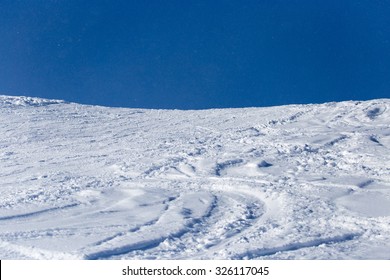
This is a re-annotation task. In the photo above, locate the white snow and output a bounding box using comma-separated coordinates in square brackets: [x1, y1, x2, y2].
[0, 95, 390, 259]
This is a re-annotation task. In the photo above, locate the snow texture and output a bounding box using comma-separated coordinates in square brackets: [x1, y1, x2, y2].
[1, 95, 390, 259]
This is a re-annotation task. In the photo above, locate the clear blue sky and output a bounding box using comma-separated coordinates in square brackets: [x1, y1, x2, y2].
[1, 0, 389, 109]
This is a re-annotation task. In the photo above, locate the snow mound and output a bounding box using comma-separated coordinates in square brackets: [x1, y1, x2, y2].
[0, 95, 65, 107]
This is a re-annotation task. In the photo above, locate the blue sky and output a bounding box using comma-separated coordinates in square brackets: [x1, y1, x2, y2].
[1, 0, 389, 109]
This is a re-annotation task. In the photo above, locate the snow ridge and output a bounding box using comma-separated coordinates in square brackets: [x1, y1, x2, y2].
[0, 95, 65, 107]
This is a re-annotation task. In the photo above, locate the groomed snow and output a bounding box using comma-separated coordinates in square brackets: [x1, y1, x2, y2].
[0, 95, 389, 259]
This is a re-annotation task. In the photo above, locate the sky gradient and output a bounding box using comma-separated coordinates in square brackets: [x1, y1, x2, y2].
[1, 0, 389, 109]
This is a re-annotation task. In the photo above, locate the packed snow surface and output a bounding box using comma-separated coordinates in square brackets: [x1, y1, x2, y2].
[1, 95, 390, 260]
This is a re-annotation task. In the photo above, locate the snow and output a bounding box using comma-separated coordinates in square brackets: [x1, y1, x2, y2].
[0, 95, 389, 259]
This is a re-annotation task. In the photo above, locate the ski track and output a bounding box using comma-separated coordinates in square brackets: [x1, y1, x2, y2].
[1, 95, 390, 259]
[232, 233, 361, 260]
[0, 203, 79, 221]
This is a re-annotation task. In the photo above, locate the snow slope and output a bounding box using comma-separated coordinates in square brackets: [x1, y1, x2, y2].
[0, 95, 389, 259]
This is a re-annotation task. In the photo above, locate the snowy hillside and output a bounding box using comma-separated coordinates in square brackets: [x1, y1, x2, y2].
[0, 95, 389, 259]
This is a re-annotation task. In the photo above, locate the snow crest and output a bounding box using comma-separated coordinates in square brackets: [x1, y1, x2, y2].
[0, 95, 65, 107]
